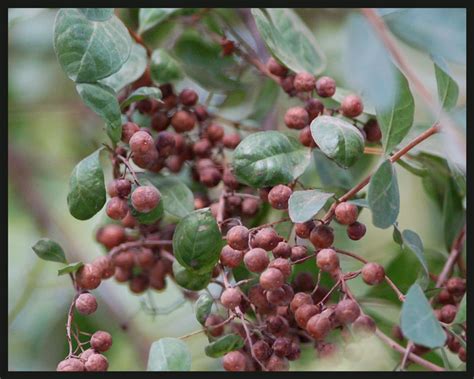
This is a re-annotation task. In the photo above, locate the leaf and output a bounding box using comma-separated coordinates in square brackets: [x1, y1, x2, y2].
[150, 49, 184, 84]
[78, 8, 114, 21]
[76, 83, 122, 143]
[204, 334, 245, 358]
[172, 260, 212, 291]
[442, 179, 465, 251]
[100, 43, 147, 92]
[251, 8, 326, 75]
[32, 238, 67, 264]
[433, 55, 459, 111]
[172, 209, 222, 274]
[195, 293, 214, 325]
[381, 8, 466, 64]
[310, 116, 365, 168]
[392, 224, 403, 245]
[348, 198, 369, 208]
[232, 131, 311, 188]
[453, 294, 466, 325]
[367, 160, 399, 229]
[138, 8, 180, 34]
[147, 337, 191, 371]
[400, 283, 447, 348]
[401, 230, 429, 288]
[121, 87, 162, 109]
[58, 262, 84, 276]
[288, 190, 334, 223]
[53, 8, 131, 82]
[67, 149, 106, 220]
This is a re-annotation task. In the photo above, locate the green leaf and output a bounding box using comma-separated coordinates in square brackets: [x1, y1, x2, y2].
[147, 337, 191, 371]
[195, 293, 214, 325]
[288, 190, 334, 223]
[67, 149, 106, 220]
[453, 294, 466, 325]
[53, 8, 131, 82]
[433, 55, 459, 111]
[251, 8, 326, 75]
[172, 209, 222, 274]
[348, 198, 369, 208]
[76, 83, 122, 143]
[150, 49, 184, 84]
[100, 43, 148, 92]
[401, 283, 447, 348]
[310, 116, 365, 168]
[392, 224, 403, 245]
[401, 230, 429, 288]
[138, 8, 180, 34]
[442, 179, 465, 251]
[78, 8, 114, 21]
[204, 334, 245, 358]
[367, 160, 400, 229]
[173, 260, 212, 291]
[32, 238, 67, 264]
[233, 131, 311, 188]
[121, 87, 162, 109]
[58, 262, 84, 276]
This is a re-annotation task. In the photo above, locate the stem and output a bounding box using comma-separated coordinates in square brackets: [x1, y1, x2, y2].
[117, 155, 141, 185]
[435, 225, 466, 287]
[108, 239, 173, 258]
[66, 294, 79, 357]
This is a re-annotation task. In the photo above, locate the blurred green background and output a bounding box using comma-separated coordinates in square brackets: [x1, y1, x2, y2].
[8, 8, 465, 371]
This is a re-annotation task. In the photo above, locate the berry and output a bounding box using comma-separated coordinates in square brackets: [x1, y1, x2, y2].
[155, 131, 176, 158]
[121, 122, 140, 144]
[334, 202, 358, 225]
[305, 98, 324, 120]
[306, 314, 332, 340]
[151, 112, 170, 132]
[114, 266, 132, 282]
[252, 228, 283, 251]
[341, 94, 364, 118]
[266, 354, 289, 371]
[79, 348, 96, 362]
[226, 225, 249, 251]
[269, 258, 292, 279]
[57, 358, 84, 371]
[287, 342, 301, 361]
[361, 262, 385, 285]
[76, 264, 102, 290]
[259, 188, 270, 202]
[266, 315, 290, 336]
[194, 105, 209, 121]
[205, 124, 225, 142]
[75, 293, 98, 315]
[223, 351, 246, 371]
[295, 304, 320, 328]
[131, 185, 160, 213]
[352, 315, 376, 336]
[364, 119, 382, 142]
[220, 245, 244, 268]
[92, 256, 115, 279]
[458, 347, 466, 362]
[272, 337, 292, 357]
[220, 38, 235, 56]
[299, 126, 316, 147]
[335, 299, 360, 324]
[294, 71, 316, 92]
[266, 287, 286, 305]
[90, 331, 112, 352]
[222, 169, 239, 190]
[295, 221, 315, 239]
[244, 248, 269, 273]
[109, 179, 132, 198]
[446, 277, 466, 297]
[347, 221, 366, 240]
[267, 57, 288, 77]
[193, 138, 213, 157]
[316, 248, 339, 272]
[106, 197, 128, 220]
[135, 248, 155, 269]
[272, 241, 292, 259]
[309, 224, 334, 248]
[260, 268, 284, 290]
[204, 314, 225, 337]
[439, 304, 457, 323]
[220, 288, 242, 309]
[84, 354, 109, 371]
[179, 88, 198, 106]
[284, 106, 309, 130]
[290, 245, 307, 262]
[290, 292, 313, 313]
[437, 288, 456, 305]
[253, 340, 271, 361]
[113, 250, 135, 269]
[131, 149, 159, 170]
[315, 76, 336, 98]
[241, 198, 259, 216]
[248, 285, 270, 308]
[129, 274, 149, 293]
[222, 133, 241, 149]
[447, 333, 460, 353]
[268, 185, 292, 210]
[280, 75, 295, 94]
[129, 130, 155, 155]
[171, 110, 195, 133]
[163, 94, 178, 109]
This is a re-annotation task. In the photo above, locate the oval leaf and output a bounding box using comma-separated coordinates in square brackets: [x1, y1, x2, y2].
[233, 131, 311, 188]
[310, 116, 365, 168]
[76, 83, 122, 143]
[78, 8, 114, 21]
[67, 149, 106, 220]
[195, 293, 214, 325]
[173, 209, 222, 274]
[121, 87, 162, 109]
[32, 238, 67, 264]
[205, 334, 245, 358]
[401, 229, 429, 288]
[433, 55, 459, 111]
[401, 283, 447, 348]
[288, 190, 334, 223]
[138, 8, 180, 34]
[367, 160, 399, 229]
[173, 261, 212, 291]
[251, 8, 326, 75]
[147, 337, 191, 371]
[58, 262, 84, 276]
[150, 49, 184, 84]
[54, 8, 131, 83]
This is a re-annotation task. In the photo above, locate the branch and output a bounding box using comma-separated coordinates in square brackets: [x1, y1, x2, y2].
[435, 225, 466, 287]
[108, 239, 173, 258]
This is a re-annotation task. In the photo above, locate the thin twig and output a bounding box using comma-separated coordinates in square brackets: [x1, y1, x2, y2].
[108, 239, 173, 258]
[435, 225, 466, 287]
[117, 155, 141, 185]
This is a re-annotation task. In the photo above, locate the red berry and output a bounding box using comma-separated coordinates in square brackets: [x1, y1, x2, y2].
[310, 224, 334, 248]
[241, 198, 259, 216]
[260, 268, 285, 290]
[57, 358, 85, 371]
[267, 57, 288, 77]
[96, 224, 125, 249]
[290, 245, 308, 262]
[220, 245, 244, 268]
[299, 126, 316, 147]
[129, 274, 149, 293]
[226, 225, 249, 251]
[306, 314, 332, 340]
[272, 241, 292, 259]
[84, 353, 109, 371]
[75, 293, 98, 315]
[305, 98, 324, 120]
[194, 105, 209, 121]
[295, 303, 320, 328]
[171, 110, 195, 133]
[347, 221, 366, 240]
[266, 354, 289, 371]
[129, 130, 155, 155]
[155, 131, 176, 158]
[284, 106, 309, 130]
[90, 330, 112, 352]
[458, 347, 466, 362]
[252, 228, 283, 251]
[92, 256, 115, 279]
[272, 336, 292, 357]
[222, 133, 241, 149]
[439, 304, 457, 323]
[248, 284, 270, 308]
[341, 94, 364, 118]
[244, 248, 270, 273]
[290, 292, 313, 313]
[294, 71, 316, 92]
[316, 248, 339, 273]
[363, 119, 382, 142]
[334, 202, 358, 225]
[179, 88, 198, 106]
[220, 288, 242, 309]
[204, 314, 225, 337]
[352, 315, 376, 336]
[223, 351, 246, 371]
[335, 299, 360, 324]
[76, 264, 102, 290]
[121, 122, 140, 144]
[315, 76, 336, 98]
[135, 248, 155, 269]
[446, 277, 466, 297]
[253, 340, 271, 361]
[268, 185, 292, 210]
[361, 262, 385, 285]
[205, 124, 225, 142]
[295, 221, 315, 239]
[269, 258, 292, 279]
[131, 185, 160, 213]
[106, 197, 129, 220]
[151, 111, 170, 132]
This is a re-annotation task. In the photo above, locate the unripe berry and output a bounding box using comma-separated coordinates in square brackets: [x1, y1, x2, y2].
[446, 277, 466, 297]
[272, 241, 292, 259]
[179, 88, 198, 106]
[222, 133, 241, 149]
[92, 256, 115, 279]
[272, 337, 292, 357]
[193, 138, 212, 157]
[226, 225, 249, 251]
[305, 98, 324, 120]
[223, 351, 246, 371]
[295, 221, 315, 239]
[268, 185, 292, 210]
[316, 248, 339, 272]
[106, 197, 129, 220]
[295, 304, 320, 328]
[294, 71, 316, 92]
[306, 314, 332, 340]
[155, 131, 176, 158]
[84, 354, 109, 371]
[361, 262, 385, 285]
[90, 331, 112, 352]
[252, 228, 283, 251]
[269, 258, 292, 279]
[76, 264, 102, 290]
[220, 245, 244, 268]
[171, 110, 195, 133]
[310, 224, 334, 248]
[253, 340, 271, 361]
[334, 202, 358, 225]
[57, 358, 84, 371]
[290, 245, 307, 262]
[220, 288, 242, 309]
[244, 248, 269, 273]
[299, 126, 317, 147]
[204, 314, 225, 337]
[129, 274, 149, 293]
[267, 57, 288, 77]
[129, 130, 155, 155]
[284, 106, 309, 130]
[266, 354, 289, 371]
[75, 293, 98, 315]
[352, 315, 376, 336]
[341, 94, 364, 118]
[241, 198, 259, 216]
[131, 185, 160, 213]
[363, 119, 382, 142]
[439, 304, 457, 323]
[347, 221, 367, 240]
[315, 76, 336, 98]
[260, 268, 285, 290]
[121, 122, 140, 144]
[205, 124, 225, 142]
[290, 292, 313, 313]
[335, 299, 360, 324]
[151, 111, 170, 132]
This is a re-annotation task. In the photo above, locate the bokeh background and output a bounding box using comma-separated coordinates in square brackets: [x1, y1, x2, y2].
[8, 8, 466, 371]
